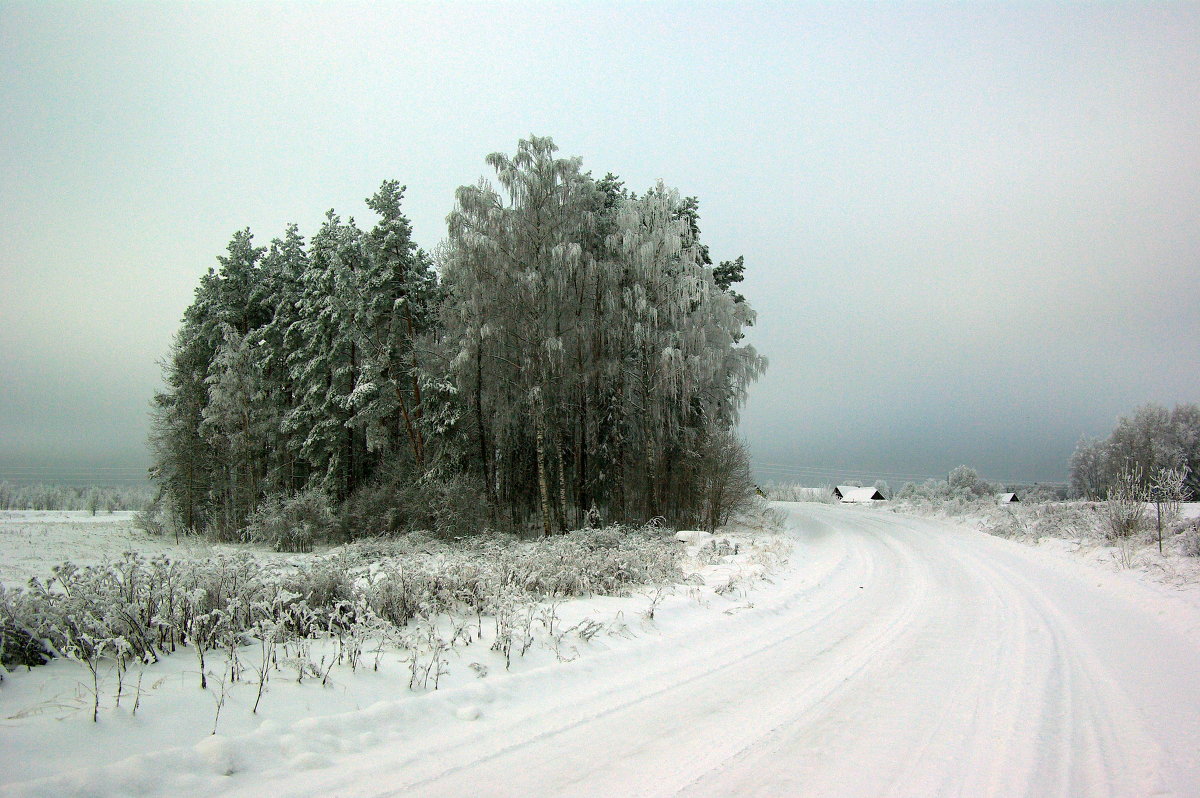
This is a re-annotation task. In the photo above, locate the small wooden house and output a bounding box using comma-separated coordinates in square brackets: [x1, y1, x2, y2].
[834, 486, 886, 503]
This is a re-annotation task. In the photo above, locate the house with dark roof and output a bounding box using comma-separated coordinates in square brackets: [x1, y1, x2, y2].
[833, 486, 886, 503]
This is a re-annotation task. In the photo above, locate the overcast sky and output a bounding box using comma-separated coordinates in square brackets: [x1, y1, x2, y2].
[2, 1, 1198, 486]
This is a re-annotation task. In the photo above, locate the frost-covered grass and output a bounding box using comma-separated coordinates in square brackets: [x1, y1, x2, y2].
[0, 526, 685, 680]
[886, 497, 1200, 590]
[0, 518, 790, 796]
[0, 511, 316, 589]
[0, 482, 153, 512]
[889, 497, 1108, 543]
[761, 483, 836, 503]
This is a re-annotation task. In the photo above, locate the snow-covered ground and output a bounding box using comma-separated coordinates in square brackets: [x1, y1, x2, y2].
[1, 512, 198, 588]
[4, 504, 1200, 796]
[0, 511, 311, 588]
[0, 518, 787, 797]
[890, 500, 1200, 609]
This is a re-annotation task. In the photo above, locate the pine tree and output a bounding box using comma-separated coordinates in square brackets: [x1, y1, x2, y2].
[285, 211, 366, 501]
[348, 181, 439, 470]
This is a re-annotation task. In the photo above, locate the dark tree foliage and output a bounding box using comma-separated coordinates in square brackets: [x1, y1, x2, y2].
[151, 139, 765, 540]
[151, 186, 437, 536]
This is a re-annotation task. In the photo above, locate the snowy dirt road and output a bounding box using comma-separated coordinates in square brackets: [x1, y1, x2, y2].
[245, 503, 1200, 797]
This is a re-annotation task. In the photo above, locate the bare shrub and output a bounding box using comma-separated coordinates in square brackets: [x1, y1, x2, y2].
[244, 489, 336, 552]
[695, 432, 758, 533]
[342, 465, 489, 539]
[1105, 465, 1148, 542]
[1149, 466, 1189, 553]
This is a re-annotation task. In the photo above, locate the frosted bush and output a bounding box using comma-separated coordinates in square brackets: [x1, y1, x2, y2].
[341, 467, 488, 540]
[1105, 466, 1148, 541]
[0, 519, 686, 713]
[979, 503, 1103, 541]
[244, 489, 336, 552]
[1173, 518, 1200, 557]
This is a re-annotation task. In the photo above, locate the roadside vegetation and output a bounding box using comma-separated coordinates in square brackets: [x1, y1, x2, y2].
[0, 526, 681, 691]
[0, 514, 789, 729]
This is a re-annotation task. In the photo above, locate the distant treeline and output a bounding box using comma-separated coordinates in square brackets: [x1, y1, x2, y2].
[0, 481, 154, 512]
[1070, 403, 1199, 500]
[150, 136, 765, 543]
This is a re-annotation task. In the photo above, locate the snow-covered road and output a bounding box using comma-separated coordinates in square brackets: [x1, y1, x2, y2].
[251, 503, 1200, 797]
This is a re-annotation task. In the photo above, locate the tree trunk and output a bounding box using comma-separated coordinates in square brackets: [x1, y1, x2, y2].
[578, 390, 588, 523]
[536, 413, 552, 537]
[394, 384, 422, 468]
[556, 435, 570, 531]
[474, 344, 496, 518]
[646, 439, 658, 521]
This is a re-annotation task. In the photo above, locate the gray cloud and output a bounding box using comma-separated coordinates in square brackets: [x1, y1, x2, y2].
[1, 2, 1197, 486]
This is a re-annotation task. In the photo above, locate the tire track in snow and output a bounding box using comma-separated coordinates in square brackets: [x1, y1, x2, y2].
[364, 513, 940, 797]
[389, 507, 978, 797]
[233, 504, 1200, 797]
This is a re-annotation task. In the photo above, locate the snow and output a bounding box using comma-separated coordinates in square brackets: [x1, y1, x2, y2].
[673, 529, 711, 543]
[0, 511, 319, 588]
[0, 511, 164, 588]
[4, 504, 1200, 796]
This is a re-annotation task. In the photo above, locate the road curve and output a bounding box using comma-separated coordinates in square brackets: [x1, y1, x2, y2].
[273, 504, 1200, 797]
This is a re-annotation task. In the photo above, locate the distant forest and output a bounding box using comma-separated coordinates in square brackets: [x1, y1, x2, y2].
[148, 136, 765, 542]
[0, 482, 152, 513]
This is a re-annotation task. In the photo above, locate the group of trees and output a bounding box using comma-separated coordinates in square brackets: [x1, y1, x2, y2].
[1069, 404, 1199, 500]
[150, 178, 439, 539]
[150, 136, 765, 540]
[894, 466, 995, 502]
[0, 482, 153, 513]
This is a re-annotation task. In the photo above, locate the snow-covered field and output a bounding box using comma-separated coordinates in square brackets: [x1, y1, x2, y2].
[1, 512, 249, 588]
[4, 504, 1200, 796]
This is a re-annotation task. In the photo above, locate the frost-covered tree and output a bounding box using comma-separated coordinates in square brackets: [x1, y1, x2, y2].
[151, 232, 267, 534]
[348, 181, 439, 469]
[441, 136, 765, 533]
[1069, 404, 1200, 499]
[1068, 436, 1109, 500]
[254, 224, 310, 493]
[284, 211, 368, 501]
[151, 140, 762, 540]
[442, 136, 598, 533]
[948, 465, 992, 498]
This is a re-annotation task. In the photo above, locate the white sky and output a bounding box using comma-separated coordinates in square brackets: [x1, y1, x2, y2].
[1, 1, 1197, 485]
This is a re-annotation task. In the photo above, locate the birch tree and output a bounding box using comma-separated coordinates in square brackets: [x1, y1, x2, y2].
[442, 136, 765, 533]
